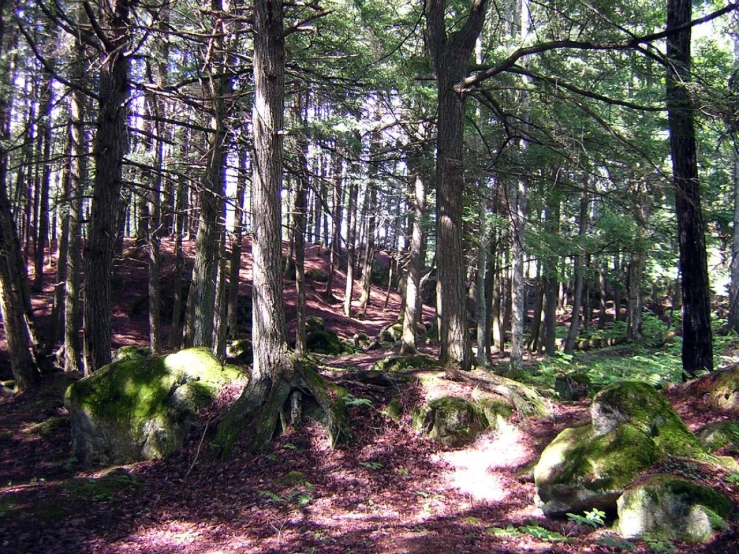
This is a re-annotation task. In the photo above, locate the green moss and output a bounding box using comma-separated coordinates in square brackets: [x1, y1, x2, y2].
[592, 381, 704, 458]
[306, 330, 352, 355]
[384, 397, 403, 421]
[618, 474, 732, 542]
[477, 398, 514, 430]
[227, 339, 253, 365]
[63, 469, 142, 502]
[112, 345, 151, 362]
[371, 354, 439, 372]
[696, 421, 739, 453]
[22, 416, 70, 438]
[306, 269, 329, 282]
[412, 397, 489, 447]
[279, 471, 305, 486]
[65, 348, 245, 462]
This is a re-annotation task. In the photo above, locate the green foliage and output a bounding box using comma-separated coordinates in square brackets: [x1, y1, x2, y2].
[344, 394, 374, 408]
[643, 536, 677, 554]
[520, 525, 568, 542]
[359, 461, 383, 470]
[566, 508, 606, 528]
[595, 535, 635, 551]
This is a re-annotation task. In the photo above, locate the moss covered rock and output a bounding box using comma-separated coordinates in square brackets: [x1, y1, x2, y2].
[371, 354, 439, 372]
[65, 348, 245, 465]
[534, 381, 710, 517]
[696, 421, 739, 454]
[554, 372, 591, 401]
[617, 475, 732, 542]
[306, 329, 352, 355]
[306, 268, 329, 282]
[112, 345, 151, 363]
[412, 396, 489, 447]
[707, 364, 739, 410]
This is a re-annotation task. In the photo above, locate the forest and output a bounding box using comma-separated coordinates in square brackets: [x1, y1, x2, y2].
[3, 0, 739, 553]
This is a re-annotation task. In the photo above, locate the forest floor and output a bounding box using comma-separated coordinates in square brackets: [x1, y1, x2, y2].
[1, 239, 739, 553]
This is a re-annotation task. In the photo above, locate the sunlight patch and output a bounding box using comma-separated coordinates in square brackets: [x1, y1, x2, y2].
[434, 427, 527, 502]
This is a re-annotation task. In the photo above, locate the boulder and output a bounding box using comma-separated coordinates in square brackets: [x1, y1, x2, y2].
[412, 396, 489, 447]
[370, 354, 438, 372]
[617, 475, 732, 543]
[707, 364, 739, 410]
[305, 268, 329, 282]
[534, 381, 710, 517]
[554, 372, 590, 401]
[65, 348, 246, 465]
[306, 329, 351, 355]
[695, 421, 739, 454]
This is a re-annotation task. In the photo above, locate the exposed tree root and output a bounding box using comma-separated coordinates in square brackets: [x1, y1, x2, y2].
[213, 358, 353, 459]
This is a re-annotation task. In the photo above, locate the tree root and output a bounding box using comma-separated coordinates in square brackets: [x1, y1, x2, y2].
[213, 358, 353, 459]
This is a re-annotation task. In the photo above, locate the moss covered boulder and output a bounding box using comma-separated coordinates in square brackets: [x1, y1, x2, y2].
[306, 329, 352, 355]
[306, 268, 329, 282]
[707, 364, 739, 410]
[371, 354, 439, 372]
[534, 381, 710, 517]
[617, 475, 732, 542]
[412, 397, 489, 447]
[696, 421, 739, 454]
[65, 348, 246, 465]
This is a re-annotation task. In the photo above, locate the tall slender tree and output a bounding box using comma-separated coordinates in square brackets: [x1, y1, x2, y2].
[666, 0, 713, 378]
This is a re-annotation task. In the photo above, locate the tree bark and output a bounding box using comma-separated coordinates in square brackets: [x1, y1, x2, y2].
[564, 186, 589, 354]
[401, 161, 427, 355]
[666, 0, 713, 378]
[83, 0, 131, 373]
[183, 0, 230, 348]
[426, 0, 488, 370]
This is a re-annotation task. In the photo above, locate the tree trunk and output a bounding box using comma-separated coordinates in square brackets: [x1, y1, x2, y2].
[666, 0, 713, 378]
[293, 96, 310, 356]
[509, 173, 527, 369]
[729, 142, 739, 332]
[33, 75, 53, 294]
[343, 172, 359, 317]
[215, 0, 351, 457]
[564, 187, 589, 354]
[324, 154, 342, 303]
[542, 189, 560, 356]
[401, 163, 427, 355]
[426, 0, 488, 370]
[227, 147, 249, 341]
[83, 0, 131, 373]
[184, 0, 232, 349]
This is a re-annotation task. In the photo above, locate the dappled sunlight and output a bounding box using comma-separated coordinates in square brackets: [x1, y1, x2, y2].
[434, 425, 529, 502]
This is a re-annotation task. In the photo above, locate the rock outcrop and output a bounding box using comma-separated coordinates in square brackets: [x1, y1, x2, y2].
[534, 381, 711, 517]
[65, 348, 245, 465]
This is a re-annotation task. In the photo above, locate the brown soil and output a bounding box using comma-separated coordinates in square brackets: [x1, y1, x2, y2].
[1, 239, 738, 553]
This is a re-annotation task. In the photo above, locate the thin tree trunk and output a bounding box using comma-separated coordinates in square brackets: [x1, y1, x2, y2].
[401, 166, 427, 355]
[343, 174, 359, 317]
[293, 97, 310, 356]
[509, 176, 527, 369]
[324, 154, 342, 303]
[564, 187, 589, 354]
[227, 147, 248, 340]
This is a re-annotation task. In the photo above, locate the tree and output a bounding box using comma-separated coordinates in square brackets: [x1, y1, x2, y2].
[215, 0, 351, 456]
[666, 0, 713, 378]
[425, 0, 489, 370]
[83, 0, 132, 373]
[0, 0, 40, 390]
